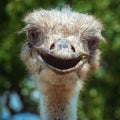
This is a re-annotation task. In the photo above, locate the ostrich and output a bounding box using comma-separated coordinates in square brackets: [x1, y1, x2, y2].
[20, 7, 105, 120]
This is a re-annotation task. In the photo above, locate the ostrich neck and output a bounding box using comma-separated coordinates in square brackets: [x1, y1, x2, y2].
[36, 69, 83, 120]
[40, 90, 79, 120]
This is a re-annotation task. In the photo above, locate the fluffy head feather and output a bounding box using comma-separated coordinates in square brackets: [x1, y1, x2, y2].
[21, 7, 105, 80]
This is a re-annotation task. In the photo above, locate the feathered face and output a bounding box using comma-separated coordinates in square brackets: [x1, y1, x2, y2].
[20, 8, 105, 79]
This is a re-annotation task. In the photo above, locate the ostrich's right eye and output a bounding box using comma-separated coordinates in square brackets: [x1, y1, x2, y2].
[31, 30, 39, 40]
[27, 29, 39, 44]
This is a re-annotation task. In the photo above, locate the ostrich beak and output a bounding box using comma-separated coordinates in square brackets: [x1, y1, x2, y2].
[33, 44, 89, 73]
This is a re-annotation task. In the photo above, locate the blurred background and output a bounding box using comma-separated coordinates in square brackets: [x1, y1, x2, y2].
[0, 0, 120, 120]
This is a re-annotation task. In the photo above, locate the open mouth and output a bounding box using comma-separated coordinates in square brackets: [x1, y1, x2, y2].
[35, 47, 88, 72]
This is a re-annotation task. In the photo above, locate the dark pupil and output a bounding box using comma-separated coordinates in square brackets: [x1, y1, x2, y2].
[31, 31, 38, 40]
[88, 40, 98, 50]
[28, 30, 39, 45]
[89, 40, 95, 46]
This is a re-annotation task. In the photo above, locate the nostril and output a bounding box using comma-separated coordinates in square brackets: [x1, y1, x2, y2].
[50, 42, 75, 52]
[71, 45, 75, 52]
[50, 43, 55, 50]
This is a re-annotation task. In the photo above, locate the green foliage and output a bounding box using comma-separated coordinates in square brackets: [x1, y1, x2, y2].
[0, 0, 120, 120]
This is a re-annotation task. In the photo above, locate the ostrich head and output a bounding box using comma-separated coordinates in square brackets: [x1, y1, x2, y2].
[20, 8, 105, 80]
[20, 7, 105, 120]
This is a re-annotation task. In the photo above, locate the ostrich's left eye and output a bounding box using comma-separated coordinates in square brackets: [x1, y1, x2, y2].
[88, 39, 99, 51]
